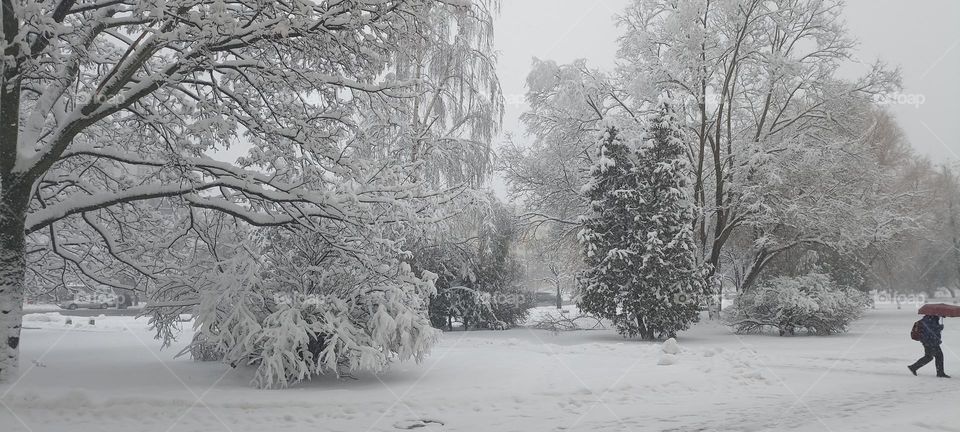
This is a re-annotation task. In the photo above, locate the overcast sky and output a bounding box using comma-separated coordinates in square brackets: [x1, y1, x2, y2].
[492, 0, 960, 166]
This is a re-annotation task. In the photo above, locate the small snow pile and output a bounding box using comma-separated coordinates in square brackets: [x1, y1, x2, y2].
[22, 313, 64, 323]
[658, 338, 681, 366]
[23, 303, 60, 312]
[662, 338, 681, 354]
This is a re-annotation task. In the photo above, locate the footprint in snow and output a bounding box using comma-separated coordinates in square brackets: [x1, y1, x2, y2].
[393, 419, 445, 430]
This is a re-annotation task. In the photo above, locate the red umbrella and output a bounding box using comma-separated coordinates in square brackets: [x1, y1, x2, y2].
[918, 303, 960, 318]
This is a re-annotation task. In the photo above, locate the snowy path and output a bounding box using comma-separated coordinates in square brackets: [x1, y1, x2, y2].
[2, 305, 958, 432]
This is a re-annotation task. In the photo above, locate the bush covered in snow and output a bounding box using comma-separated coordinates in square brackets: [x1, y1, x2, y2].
[726, 273, 870, 336]
[184, 228, 439, 388]
[428, 284, 494, 330]
[426, 264, 533, 331]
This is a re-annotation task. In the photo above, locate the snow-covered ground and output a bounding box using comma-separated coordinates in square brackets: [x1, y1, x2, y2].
[3, 303, 958, 432]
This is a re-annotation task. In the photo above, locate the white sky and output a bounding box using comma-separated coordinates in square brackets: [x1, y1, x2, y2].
[491, 0, 960, 173]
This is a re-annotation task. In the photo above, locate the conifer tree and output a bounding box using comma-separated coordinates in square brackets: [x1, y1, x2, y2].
[578, 99, 705, 340]
[578, 126, 648, 337]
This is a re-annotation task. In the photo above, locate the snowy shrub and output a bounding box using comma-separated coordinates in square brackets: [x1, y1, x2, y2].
[188, 229, 440, 388]
[726, 273, 870, 336]
[530, 309, 607, 333]
[419, 197, 532, 330]
[429, 285, 494, 330]
[429, 283, 532, 331]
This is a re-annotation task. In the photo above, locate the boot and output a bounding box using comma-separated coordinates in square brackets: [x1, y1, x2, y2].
[908, 365, 918, 376]
[937, 373, 951, 378]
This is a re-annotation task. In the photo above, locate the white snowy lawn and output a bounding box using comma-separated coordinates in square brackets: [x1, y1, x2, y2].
[2, 303, 958, 432]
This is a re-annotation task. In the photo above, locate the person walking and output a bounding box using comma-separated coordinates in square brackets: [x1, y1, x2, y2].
[909, 314, 950, 378]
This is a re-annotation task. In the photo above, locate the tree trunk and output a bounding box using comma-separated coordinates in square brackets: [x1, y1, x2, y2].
[740, 251, 767, 294]
[555, 283, 562, 310]
[0, 191, 28, 380]
[636, 316, 655, 341]
[1, 6, 28, 377]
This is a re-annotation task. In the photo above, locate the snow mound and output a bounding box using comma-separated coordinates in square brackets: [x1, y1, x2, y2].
[661, 338, 681, 354]
[23, 304, 61, 312]
[658, 353, 679, 366]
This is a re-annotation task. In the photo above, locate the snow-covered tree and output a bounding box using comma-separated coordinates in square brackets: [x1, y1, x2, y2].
[500, 59, 624, 243]
[631, 100, 707, 337]
[578, 101, 705, 340]
[0, 0, 500, 380]
[734, 98, 916, 291]
[577, 127, 642, 336]
[617, 0, 899, 294]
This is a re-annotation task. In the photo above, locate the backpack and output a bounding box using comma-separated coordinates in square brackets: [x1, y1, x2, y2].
[911, 320, 924, 341]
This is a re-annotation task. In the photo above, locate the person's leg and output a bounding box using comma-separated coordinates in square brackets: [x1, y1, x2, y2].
[934, 346, 949, 377]
[911, 345, 935, 371]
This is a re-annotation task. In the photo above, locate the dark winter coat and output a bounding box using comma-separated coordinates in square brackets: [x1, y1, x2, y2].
[920, 315, 944, 346]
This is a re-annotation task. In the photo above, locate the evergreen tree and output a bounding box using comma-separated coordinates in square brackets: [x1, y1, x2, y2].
[578, 100, 705, 340]
[577, 126, 648, 337]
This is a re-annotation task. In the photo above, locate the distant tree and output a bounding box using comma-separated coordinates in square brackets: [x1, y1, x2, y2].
[477, 201, 533, 327]
[417, 197, 532, 330]
[534, 241, 579, 310]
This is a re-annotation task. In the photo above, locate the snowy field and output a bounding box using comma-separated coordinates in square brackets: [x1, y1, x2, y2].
[2, 304, 958, 432]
